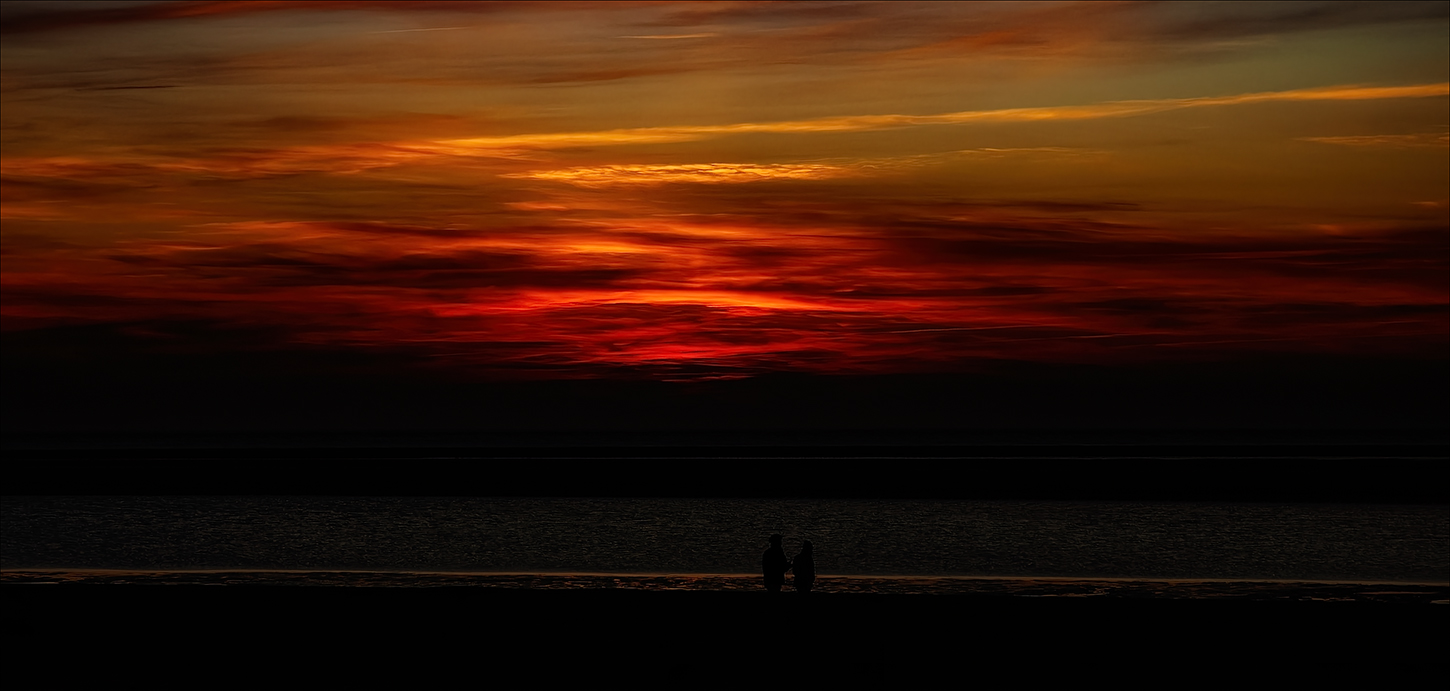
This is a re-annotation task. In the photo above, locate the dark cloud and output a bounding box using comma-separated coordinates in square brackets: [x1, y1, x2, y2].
[884, 231, 1125, 264]
[985, 200, 1143, 213]
[325, 221, 486, 239]
[1233, 301, 1448, 325]
[1066, 297, 1201, 315]
[76, 84, 180, 91]
[871, 217, 1448, 281]
[0, 232, 84, 253]
[627, 0, 1449, 67]
[719, 245, 815, 265]
[1145, 1, 1449, 42]
[1, 173, 154, 199]
[525, 66, 695, 85]
[970, 286, 1056, 297]
[104, 243, 651, 290]
[644, 1, 891, 27]
[0, 284, 172, 309]
[237, 113, 476, 138]
[0, 1, 661, 37]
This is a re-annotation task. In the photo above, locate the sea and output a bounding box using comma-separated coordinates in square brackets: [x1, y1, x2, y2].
[4, 494, 1447, 602]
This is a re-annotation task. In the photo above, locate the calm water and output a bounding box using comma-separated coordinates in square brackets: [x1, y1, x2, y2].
[4, 497, 1445, 583]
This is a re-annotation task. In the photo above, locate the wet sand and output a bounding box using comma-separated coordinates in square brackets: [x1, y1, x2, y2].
[5, 568, 1448, 601]
[6, 583, 1443, 684]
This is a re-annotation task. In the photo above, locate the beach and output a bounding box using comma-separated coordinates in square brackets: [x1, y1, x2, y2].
[4, 569, 1447, 602]
[6, 453, 1445, 681]
[6, 580, 1444, 685]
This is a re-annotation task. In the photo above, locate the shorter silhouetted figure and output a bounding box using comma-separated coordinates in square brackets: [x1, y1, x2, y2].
[792, 539, 815, 593]
[762, 534, 791, 592]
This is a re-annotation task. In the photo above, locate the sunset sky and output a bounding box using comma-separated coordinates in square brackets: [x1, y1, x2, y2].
[3, 1, 1447, 433]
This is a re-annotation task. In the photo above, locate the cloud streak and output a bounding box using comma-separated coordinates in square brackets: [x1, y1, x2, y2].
[1300, 132, 1450, 148]
[7, 82, 1433, 188]
[439, 83, 1450, 151]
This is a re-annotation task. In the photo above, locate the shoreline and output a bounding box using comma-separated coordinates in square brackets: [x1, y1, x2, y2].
[6, 567, 1445, 586]
[9, 574, 1445, 683]
[5, 569, 1446, 603]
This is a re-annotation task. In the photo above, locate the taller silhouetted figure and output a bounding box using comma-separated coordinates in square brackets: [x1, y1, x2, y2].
[762, 534, 791, 592]
[792, 539, 816, 593]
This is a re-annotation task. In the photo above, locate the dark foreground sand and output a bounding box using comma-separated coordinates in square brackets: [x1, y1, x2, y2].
[5, 585, 1443, 684]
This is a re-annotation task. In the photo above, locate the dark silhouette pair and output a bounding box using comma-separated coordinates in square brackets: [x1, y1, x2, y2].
[762, 534, 815, 593]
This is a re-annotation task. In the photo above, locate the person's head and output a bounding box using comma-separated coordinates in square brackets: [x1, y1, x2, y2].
[801, 540, 813, 553]
[769, 534, 783, 545]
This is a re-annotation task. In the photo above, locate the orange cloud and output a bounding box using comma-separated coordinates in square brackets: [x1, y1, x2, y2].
[506, 149, 1098, 187]
[439, 83, 1450, 151]
[5, 84, 1437, 189]
[506, 162, 852, 187]
[1300, 133, 1450, 148]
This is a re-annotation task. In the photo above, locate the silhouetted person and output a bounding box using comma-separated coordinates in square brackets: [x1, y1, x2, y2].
[762, 534, 791, 592]
[792, 539, 815, 593]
